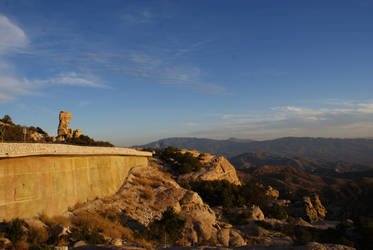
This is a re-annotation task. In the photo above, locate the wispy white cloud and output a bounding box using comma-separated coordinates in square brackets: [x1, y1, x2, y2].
[122, 9, 154, 24]
[0, 15, 27, 54]
[0, 15, 106, 102]
[185, 101, 373, 140]
[34, 72, 107, 88]
[126, 51, 227, 94]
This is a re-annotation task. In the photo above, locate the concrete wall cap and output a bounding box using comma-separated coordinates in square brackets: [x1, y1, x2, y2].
[0, 143, 152, 158]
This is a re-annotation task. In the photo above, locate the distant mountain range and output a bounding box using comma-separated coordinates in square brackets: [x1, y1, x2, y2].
[230, 152, 372, 174]
[139, 137, 373, 166]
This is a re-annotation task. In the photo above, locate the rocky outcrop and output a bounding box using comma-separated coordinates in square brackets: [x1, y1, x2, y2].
[57, 111, 72, 141]
[297, 242, 355, 250]
[57, 111, 83, 141]
[73, 164, 245, 246]
[178, 153, 241, 185]
[265, 186, 280, 200]
[29, 130, 44, 141]
[73, 129, 82, 138]
[289, 194, 327, 223]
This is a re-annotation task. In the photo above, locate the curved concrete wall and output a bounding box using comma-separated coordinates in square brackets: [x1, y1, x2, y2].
[0, 155, 149, 219]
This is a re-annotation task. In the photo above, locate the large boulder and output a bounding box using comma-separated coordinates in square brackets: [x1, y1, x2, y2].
[265, 186, 279, 200]
[178, 154, 241, 185]
[288, 194, 327, 223]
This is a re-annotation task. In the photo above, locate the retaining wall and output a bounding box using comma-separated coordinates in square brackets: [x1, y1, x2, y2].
[0, 144, 151, 219]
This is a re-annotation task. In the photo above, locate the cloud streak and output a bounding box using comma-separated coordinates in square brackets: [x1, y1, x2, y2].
[122, 9, 154, 24]
[125, 51, 227, 94]
[0, 15, 27, 54]
[0, 15, 106, 102]
[186, 101, 373, 140]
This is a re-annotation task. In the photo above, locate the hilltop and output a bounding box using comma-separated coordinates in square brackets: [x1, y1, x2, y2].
[0, 113, 113, 147]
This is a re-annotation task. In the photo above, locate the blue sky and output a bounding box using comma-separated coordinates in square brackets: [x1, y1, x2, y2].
[0, 0, 373, 146]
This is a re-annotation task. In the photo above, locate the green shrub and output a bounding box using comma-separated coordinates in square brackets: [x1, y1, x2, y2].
[295, 228, 312, 245]
[149, 207, 185, 244]
[70, 227, 106, 245]
[1, 114, 14, 124]
[159, 147, 202, 175]
[354, 216, 373, 250]
[190, 180, 267, 208]
[265, 204, 288, 220]
[66, 135, 113, 147]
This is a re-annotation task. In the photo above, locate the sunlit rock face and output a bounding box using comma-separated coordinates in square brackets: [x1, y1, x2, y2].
[57, 111, 72, 141]
[178, 151, 242, 185]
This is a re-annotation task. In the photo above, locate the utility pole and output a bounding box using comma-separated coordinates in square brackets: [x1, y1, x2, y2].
[23, 127, 27, 142]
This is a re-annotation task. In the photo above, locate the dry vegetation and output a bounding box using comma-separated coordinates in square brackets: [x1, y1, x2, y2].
[72, 212, 134, 240]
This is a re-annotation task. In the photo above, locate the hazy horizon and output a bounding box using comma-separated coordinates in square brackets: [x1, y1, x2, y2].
[1, 1, 373, 147]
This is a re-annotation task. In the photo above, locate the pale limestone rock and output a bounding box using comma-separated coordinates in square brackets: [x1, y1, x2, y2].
[73, 129, 82, 138]
[73, 241, 87, 247]
[295, 217, 313, 227]
[57, 111, 72, 141]
[0, 238, 12, 249]
[249, 205, 265, 221]
[54, 247, 68, 250]
[312, 194, 327, 220]
[303, 194, 327, 223]
[66, 128, 74, 139]
[25, 218, 48, 231]
[111, 238, 123, 246]
[290, 194, 327, 223]
[265, 186, 280, 200]
[229, 229, 246, 247]
[180, 149, 201, 157]
[217, 228, 230, 246]
[29, 130, 44, 141]
[198, 152, 215, 162]
[178, 156, 241, 185]
[73, 164, 233, 246]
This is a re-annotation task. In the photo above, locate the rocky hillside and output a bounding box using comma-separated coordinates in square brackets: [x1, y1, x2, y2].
[239, 164, 373, 220]
[0, 113, 113, 146]
[1, 147, 370, 249]
[0, 115, 53, 143]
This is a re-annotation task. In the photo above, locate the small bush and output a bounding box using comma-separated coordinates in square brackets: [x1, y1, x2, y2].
[149, 207, 185, 245]
[70, 227, 106, 245]
[6, 218, 25, 243]
[1, 114, 14, 124]
[71, 212, 134, 241]
[39, 214, 71, 228]
[354, 216, 373, 250]
[265, 204, 288, 220]
[27, 225, 49, 245]
[189, 180, 268, 208]
[159, 147, 202, 175]
[66, 135, 113, 147]
[295, 228, 312, 245]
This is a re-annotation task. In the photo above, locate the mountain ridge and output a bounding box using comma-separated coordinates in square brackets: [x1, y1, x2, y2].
[138, 136, 373, 166]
